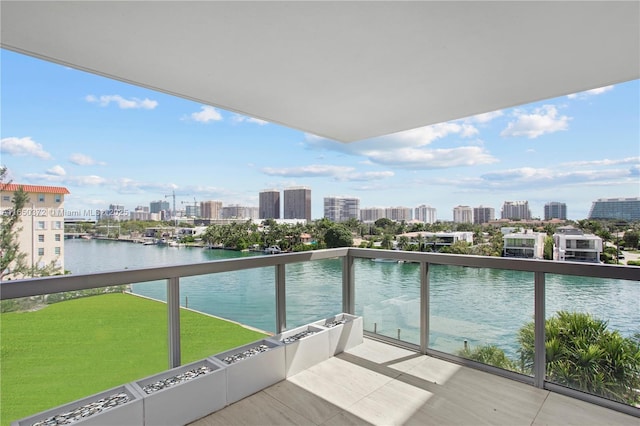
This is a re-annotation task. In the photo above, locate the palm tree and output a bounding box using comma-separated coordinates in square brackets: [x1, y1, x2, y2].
[518, 311, 640, 405]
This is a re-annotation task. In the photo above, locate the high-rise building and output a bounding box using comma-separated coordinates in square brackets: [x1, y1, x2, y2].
[221, 205, 259, 220]
[453, 205, 473, 223]
[324, 196, 360, 222]
[544, 202, 567, 220]
[0, 183, 70, 277]
[588, 197, 640, 221]
[473, 206, 495, 224]
[385, 206, 412, 222]
[130, 206, 150, 221]
[360, 208, 385, 222]
[414, 205, 437, 224]
[259, 189, 280, 219]
[150, 200, 170, 214]
[284, 187, 311, 220]
[200, 200, 223, 219]
[185, 205, 201, 218]
[501, 201, 531, 220]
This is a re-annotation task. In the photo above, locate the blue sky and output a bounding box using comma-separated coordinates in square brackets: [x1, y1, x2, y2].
[1, 49, 638, 220]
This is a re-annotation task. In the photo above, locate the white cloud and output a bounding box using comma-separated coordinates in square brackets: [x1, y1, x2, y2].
[1, 136, 52, 159]
[261, 164, 394, 182]
[559, 156, 639, 167]
[464, 110, 504, 124]
[65, 175, 107, 186]
[364, 146, 497, 169]
[304, 121, 493, 170]
[70, 153, 104, 166]
[188, 106, 223, 123]
[567, 85, 614, 100]
[46, 165, 66, 176]
[86, 94, 158, 109]
[232, 114, 268, 125]
[500, 105, 570, 139]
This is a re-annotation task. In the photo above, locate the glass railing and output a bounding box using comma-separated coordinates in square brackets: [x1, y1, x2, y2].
[429, 265, 534, 375]
[1, 247, 638, 424]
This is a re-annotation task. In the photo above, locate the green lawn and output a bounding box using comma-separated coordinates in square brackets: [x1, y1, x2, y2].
[0, 293, 267, 425]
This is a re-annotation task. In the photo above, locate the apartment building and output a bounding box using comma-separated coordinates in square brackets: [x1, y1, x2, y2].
[201, 200, 223, 219]
[360, 207, 385, 222]
[283, 187, 311, 221]
[453, 205, 473, 223]
[473, 206, 495, 225]
[588, 197, 640, 221]
[0, 184, 70, 276]
[501, 201, 532, 220]
[414, 205, 437, 224]
[324, 196, 360, 222]
[385, 206, 412, 222]
[544, 201, 567, 220]
[259, 189, 280, 219]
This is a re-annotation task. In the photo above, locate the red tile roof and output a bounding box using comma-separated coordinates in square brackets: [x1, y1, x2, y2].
[1, 184, 70, 194]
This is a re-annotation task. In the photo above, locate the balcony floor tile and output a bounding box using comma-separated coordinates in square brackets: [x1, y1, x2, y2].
[190, 338, 639, 426]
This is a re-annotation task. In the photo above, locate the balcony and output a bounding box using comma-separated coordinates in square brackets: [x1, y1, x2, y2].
[1, 248, 639, 424]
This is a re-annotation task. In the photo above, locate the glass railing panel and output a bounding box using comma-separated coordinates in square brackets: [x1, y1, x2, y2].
[0, 290, 169, 426]
[429, 265, 534, 374]
[544, 274, 640, 407]
[179, 265, 276, 329]
[354, 258, 421, 345]
[285, 258, 343, 329]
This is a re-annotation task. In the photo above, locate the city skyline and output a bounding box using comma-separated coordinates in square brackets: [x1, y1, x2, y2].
[2, 50, 638, 220]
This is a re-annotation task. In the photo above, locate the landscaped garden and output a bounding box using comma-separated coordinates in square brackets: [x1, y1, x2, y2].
[0, 293, 267, 425]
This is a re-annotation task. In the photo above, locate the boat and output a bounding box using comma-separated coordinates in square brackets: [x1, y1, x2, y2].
[263, 245, 282, 254]
[168, 241, 185, 248]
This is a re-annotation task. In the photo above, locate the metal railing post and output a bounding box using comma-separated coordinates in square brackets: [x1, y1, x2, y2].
[420, 261, 429, 354]
[275, 263, 286, 333]
[167, 276, 181, 368]
[342, 253, 355, 314]
[534, 271, 545, 388]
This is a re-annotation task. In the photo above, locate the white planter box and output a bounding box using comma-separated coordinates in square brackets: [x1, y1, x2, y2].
[313, 313, 363, 355]
[275, 324, 331, 377]
[11, 384, 143, 426]
[213, 338, 285, 404]
[132, 358, 227, 426]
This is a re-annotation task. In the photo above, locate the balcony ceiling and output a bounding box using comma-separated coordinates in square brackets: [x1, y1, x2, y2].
[1, 1, 638, 142]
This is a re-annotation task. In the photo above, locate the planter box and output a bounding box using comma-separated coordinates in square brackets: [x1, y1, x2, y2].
[132, 358, 227, 426]
[11, 384, 143, 426]
[313, 313, 363, 355]
[213, 338, 285, 404]
[275, 324, 331, 377]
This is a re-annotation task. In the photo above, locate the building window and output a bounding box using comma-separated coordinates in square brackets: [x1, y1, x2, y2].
[55, 234, 61, 242]
[2, 195, 9, 202]
[54, 194, 62, 203]
[36, 221, 46, 230]
[38, 194, 45, 202]
[54, 247, 61, 255]
[53, 221, 62, 230]
[38, 234, 44, 243]
[38, 248, 44, 256]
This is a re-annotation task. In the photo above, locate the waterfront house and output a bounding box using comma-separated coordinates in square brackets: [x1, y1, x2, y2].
[502, 231, 546, 259]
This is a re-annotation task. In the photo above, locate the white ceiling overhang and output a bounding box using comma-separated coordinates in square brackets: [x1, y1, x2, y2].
[2, 1, 638, 143]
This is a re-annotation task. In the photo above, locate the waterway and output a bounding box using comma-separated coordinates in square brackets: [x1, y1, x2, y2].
[65, 239, 639, 358]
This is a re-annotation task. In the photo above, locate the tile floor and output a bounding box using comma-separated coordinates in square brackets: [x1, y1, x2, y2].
[190, 338, 639, 426]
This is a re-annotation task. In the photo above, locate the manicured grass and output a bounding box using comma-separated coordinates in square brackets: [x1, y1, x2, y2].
[0, 293, 267, 425]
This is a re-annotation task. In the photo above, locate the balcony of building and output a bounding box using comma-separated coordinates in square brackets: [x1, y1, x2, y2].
[2, 248, 638, 424]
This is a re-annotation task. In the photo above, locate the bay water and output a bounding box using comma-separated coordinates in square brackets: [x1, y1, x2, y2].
[65, 239, 639, 358]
